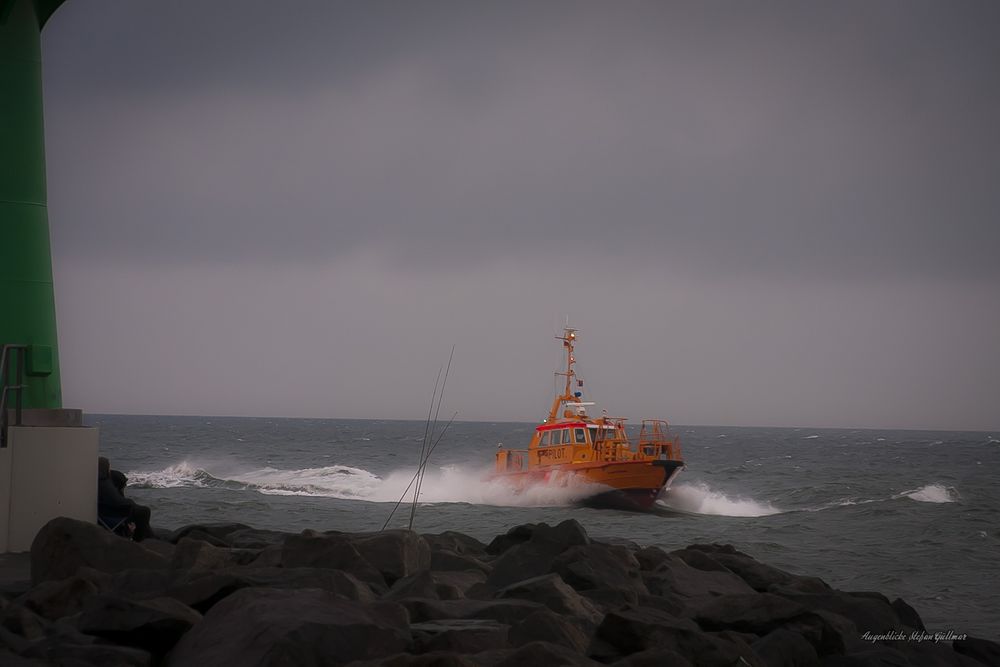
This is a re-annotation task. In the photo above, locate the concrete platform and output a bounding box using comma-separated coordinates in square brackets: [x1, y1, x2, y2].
[0, 551, 31, 597]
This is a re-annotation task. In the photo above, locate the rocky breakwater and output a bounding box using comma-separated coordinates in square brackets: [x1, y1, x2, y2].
[0, 517, 996, 666]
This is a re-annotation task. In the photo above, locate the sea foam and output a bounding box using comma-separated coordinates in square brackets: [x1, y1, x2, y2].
[657, 482, 781, 517]
[898, 483, 959, 504]
[128, 460, 604, 508]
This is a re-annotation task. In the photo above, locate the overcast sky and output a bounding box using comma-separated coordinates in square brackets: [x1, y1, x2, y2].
[40, 0, 999, 430]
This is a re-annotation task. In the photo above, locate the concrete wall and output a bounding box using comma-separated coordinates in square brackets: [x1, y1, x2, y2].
[0, 425, 98, 552]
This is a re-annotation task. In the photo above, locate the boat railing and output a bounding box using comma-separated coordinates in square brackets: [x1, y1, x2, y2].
[496, 448, 530, 472]
[637, 419, 683, 461]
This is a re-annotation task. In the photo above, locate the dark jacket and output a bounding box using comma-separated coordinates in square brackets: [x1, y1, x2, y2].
[98, 456, 135, 516]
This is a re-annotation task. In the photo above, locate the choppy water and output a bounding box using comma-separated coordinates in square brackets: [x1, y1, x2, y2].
[94, 415, 999, 639]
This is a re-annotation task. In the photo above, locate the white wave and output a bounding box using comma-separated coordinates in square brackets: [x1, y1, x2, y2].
[897, 483, 959, 504]
[803, 435, 820, 439]
[126, 460, 603, 508]
[127, 461, 207, 488]
[657, 482, 781, 517]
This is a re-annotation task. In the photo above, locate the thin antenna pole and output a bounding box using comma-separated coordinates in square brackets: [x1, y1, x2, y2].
[410, 345, 455, 530]
[382, 411, 458, 531]
[409, 365, 442, 525]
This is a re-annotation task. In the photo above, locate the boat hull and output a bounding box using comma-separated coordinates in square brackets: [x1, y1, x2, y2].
[492, 459, 683, 512]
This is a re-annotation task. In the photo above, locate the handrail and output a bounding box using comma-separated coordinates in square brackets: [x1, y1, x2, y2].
[1, 344, 28, 448]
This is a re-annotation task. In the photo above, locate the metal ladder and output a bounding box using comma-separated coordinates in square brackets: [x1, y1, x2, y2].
[0, 344, 28, 448]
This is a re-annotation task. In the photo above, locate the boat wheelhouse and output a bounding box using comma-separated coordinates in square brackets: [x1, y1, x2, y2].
[494, 327, 684, 511]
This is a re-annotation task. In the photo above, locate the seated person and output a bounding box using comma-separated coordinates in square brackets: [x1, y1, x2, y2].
[98, 457, 153, 541]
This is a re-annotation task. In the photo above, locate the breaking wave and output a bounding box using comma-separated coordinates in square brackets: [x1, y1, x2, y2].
[657, 482, 782, 517]
[127, 460, 605, 508]
[895, 483, 960, 504]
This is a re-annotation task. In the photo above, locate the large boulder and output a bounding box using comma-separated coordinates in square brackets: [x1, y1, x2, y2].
[429, 571, 487, 600]
[495, 573, 602, 627]
[493, 640, 601, 666]
[643, 555, 755, 600]
[161, 566, 377, 613]
[167, 587, 410, 666]
[551, 543, 647, 596]
[678, 545, 799, 592]
[430, 549, 493, 575]
[953, 637, 1000, 666]
[690, 592, 816, 635]
[73, 594, 201, 654]
[166, 523, 253, 547]
[411, 619, 510, 653]
[347, 651, 481, 666]
[509, 609, 591, 654]
[594, 606, 760, 667]
[423, 532, 489, 558]
[485, 524, 540, 555]
[774, 592, 905, 634]
[170, 538, 244, 572]
[280, 531, 386, 591]
[610, 648, 693, 666]
[30, 518, 170, 585]
[751, 627, 819, 667]
[890, 598, 925, 632]
[347, 530, 432, 585]
[16, 574, 105, 621]
[385, 571, 441, 601]
[485, 521, 591, 590]
[400, 598, 545, 626]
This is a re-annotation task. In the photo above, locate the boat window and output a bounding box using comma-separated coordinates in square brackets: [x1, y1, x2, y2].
[549, 429, 561, 445]
[538, 431, 550, 447]
[574, 428, 587, 444]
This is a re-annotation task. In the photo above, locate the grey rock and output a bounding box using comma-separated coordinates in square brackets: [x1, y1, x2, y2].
[411, 618, 510, 653]
[431, 570, 486, 600]
[74, 594, 201, 654]
[582, 587, 640, 612]
[0, 603, 48, 640]
[485, 521, 592, 590]
[385, 571, 440, 601]
[486, 524, 541, 555]
[595, 606, 758, 667]
[30, 518, 170, 585]
[423, 531, 489, 557]
[610, 648, 693, 666]
[752, 627, 820, 666]
[167, 587, 410, 667]
[400, 597, 544, 625]
[509, 609, 591, 654]
[495, 573, 602, 627]
[430, 549, 493, 575]
[633, 545, 672, 572]
[166, 523, 254, 546]
[494, 640, 600, 666]
[348, 530, 432, 585]
[776, 592, 904, 634]
[644, 555, 755, 600]
[552, 543, 647, 596]
[280, 531, 387, 591]
[953, 636, 1000, 666]
[348, 651, 481, 666]
[16, 575, 104, 621]
[691, 592, 815, 634]
[890, 597, 925, 632]
[23, 640, 152, 666]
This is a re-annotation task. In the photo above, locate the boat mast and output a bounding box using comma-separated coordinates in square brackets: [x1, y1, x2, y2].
[548, 327, 578, 422]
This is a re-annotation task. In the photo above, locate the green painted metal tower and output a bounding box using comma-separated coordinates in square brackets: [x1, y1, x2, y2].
[1, 0, 68, 408]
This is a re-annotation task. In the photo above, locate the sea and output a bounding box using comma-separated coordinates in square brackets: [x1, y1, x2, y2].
[92, 415, 999, 639]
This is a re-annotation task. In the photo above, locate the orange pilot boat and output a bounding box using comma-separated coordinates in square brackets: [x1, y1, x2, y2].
[494, 327, 684, 511]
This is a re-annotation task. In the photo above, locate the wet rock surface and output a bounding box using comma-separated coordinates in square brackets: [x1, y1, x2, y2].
[0, 516, 991, 666]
